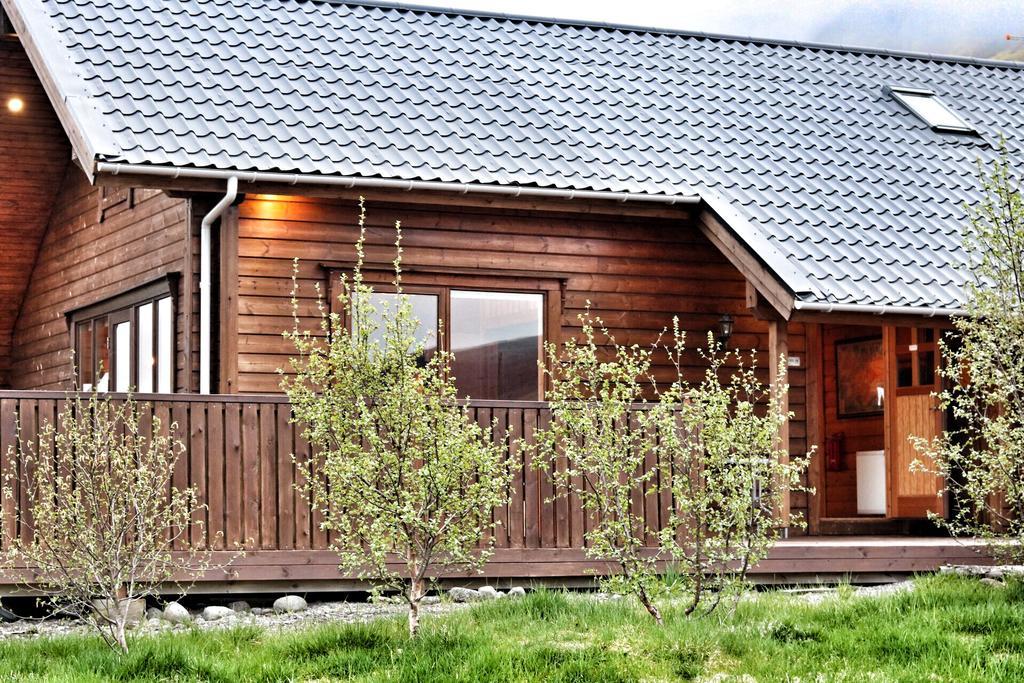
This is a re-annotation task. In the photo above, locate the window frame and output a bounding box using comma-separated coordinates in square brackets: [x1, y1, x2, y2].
[66, 274, 179, 393]
[325, 266, 563, 401]
[888, 86, 977, 134]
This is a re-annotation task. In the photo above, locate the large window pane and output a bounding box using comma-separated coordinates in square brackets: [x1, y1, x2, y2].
[157, 296, 173, 392]
[360, 292, 438, 365]
[450, 290, 543, 400]
[137, 302, 154, 393]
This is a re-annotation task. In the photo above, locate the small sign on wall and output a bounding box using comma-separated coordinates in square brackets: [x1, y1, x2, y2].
[787, 355, 801, 368]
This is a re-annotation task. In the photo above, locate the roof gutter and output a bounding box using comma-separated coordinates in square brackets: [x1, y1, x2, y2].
[94, 162, 702, 205]
[792, 300, 965, 318]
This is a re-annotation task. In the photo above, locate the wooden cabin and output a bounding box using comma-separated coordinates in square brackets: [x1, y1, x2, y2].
[0, 0, 1015, 589]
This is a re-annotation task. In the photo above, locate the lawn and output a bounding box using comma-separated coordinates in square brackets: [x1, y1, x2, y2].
[0, 575, 1022, 682]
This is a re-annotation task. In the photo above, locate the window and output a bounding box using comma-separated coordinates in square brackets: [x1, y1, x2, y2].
[334, 270, 558, 401]
[890, 87, 976, 134]
[450, 290, 544, 401]
[68, 276, 177, 393]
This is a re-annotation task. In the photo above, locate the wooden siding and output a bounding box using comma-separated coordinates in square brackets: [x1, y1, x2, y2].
[822, 324, 885, 518]
[0, 392, 973, 590]
[230, 195, 810, 525]
[9, 169, 188, 390]
[0, 38, 70, 386]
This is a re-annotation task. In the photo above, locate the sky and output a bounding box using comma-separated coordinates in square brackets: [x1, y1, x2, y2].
[438, 0, 1024, 58]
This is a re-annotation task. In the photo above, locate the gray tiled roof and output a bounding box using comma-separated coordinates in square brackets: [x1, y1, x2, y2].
[11, 0, 1024, 310]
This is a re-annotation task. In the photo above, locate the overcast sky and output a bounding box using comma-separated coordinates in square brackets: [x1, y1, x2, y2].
[442, 0, 1024, 58]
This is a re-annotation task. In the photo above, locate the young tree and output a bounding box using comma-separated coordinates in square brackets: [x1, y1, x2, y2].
[651, 323, 807, 615]
[531, 310, 666, 623]
[1, 392, 211, 653]
[912, 154, 1024, 562]
[282, 201, 510, 637]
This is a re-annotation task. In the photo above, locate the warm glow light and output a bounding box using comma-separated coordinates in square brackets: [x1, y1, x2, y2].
[6, 97, 23, 113]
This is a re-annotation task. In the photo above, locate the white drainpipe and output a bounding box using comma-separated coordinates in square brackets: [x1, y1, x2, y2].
[199, 176, 239, 394]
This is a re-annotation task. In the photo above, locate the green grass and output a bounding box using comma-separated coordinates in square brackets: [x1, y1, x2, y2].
[1, 575, 1023, 682]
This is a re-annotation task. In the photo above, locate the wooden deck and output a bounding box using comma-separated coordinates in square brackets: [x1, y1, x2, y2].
[0, 393, 990, 593]
[94, 536, 982, 594]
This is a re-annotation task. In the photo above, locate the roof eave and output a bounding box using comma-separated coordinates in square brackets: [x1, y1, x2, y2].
[2, 0, 116, 182]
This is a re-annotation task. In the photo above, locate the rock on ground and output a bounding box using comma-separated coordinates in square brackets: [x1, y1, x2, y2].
[507, 587, 527, 598]
[201, 606, 235, 622]
[448, 587, 481, 603]
[273, 595, 308, 613]
[162, 602, 191, 624]
[477, 586, 501, 600]
[229, 601, 251, 613]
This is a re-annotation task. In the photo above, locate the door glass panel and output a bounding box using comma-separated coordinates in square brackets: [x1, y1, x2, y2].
[137, 302, 154, 392]
[895, 327, 912, 348]
[450, 290, 544, 400]
[918, 350, 936, 386]
[114, 321, 131, 392]
[359, 292, 438, 365]
[920, 328, 935, 344]
[896, 352, 913, 387]
[77, 321, 94, 391]
[157, 296, 173, 392]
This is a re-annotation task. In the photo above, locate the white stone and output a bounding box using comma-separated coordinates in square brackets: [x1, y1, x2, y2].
[146, 607, 162, 620]
[273, 595, 307, 613]
[420, 595, 441, 606]
[162, 602, 191, 624]
[980, 577, 1005, 588]
[448, 587, 481, 603]
[507, 587, 527, 598]
[228, 600, 251, 613]
[201, 606, 234, 621]
[477, 586, 501, 600]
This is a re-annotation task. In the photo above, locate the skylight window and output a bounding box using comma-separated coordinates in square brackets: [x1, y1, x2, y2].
[890, 87, 976, 134]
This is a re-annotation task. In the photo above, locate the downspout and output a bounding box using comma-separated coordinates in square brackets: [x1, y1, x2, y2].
[199, 176, 238, 394]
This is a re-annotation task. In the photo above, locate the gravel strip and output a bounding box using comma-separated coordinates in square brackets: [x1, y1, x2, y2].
[0, 599, 471, 641]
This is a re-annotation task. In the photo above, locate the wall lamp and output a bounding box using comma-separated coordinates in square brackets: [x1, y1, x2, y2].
[715, 314, 734, 347]
[6, 97, 24, 113]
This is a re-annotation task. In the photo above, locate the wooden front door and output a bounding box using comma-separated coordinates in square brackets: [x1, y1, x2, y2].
[884, 326, 945, 518]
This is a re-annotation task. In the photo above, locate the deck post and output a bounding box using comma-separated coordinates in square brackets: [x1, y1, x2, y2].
[769, 319, 790, 528]
[804, 322, 824, 535]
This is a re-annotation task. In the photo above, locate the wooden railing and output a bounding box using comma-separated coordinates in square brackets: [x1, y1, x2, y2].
[0, 392, 669, 557]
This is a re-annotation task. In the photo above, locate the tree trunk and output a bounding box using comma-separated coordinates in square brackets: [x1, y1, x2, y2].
[114, 618, 128, 654]
[408, 576, 424, 638]
[637, 583, 663, 625]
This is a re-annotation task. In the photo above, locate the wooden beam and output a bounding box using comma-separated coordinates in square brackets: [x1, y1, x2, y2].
[804, 322, 825, 535]
[791, 309, 954, 329]
[746, 281, 785, 321]
[699, 211, 794, 318]
[218, 206, 240, 394]
[769, 319, 791, 528]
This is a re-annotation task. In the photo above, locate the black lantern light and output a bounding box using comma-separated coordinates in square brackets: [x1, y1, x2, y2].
[716, 314, 734, 347]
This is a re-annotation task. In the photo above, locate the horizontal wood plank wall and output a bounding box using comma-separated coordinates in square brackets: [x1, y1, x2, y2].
[0, 39, 71, 386]
[232, 195, 809, 526]
[822, 324, 885, 518]
[8, 169, 188, 390]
